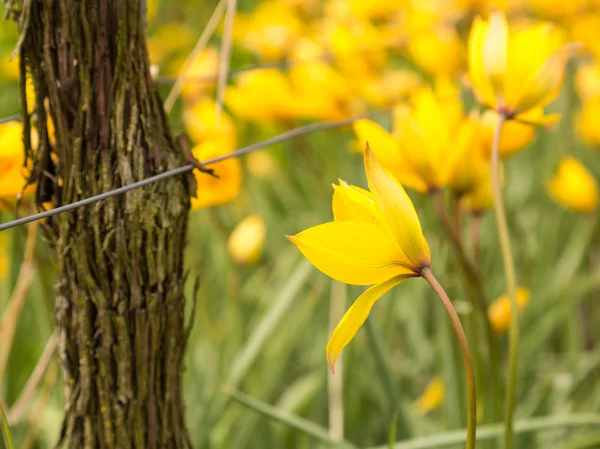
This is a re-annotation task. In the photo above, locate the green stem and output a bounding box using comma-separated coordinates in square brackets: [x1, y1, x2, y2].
[421, 268, 476, 449]
[489, 114, 519, 449]
[431, 191, 501, 421]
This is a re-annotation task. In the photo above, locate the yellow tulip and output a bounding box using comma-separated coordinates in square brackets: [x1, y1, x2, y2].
[406, 25, 464, 77]
[359, 70, 423, 108]
[575, 62, 600, 100]
[527, 0, 583, 21]
[547, 157, 598, 214]
[479, 109, 536, 158]
[447, 113, 489, 196]
[354, 86, 472, 193]
[225, 69, 296, 122]
[190, 137, 241, 210]
[233, 2, 303, 61]
[414, 378, 445, 415]
[246, 151, 279, 179]
[464, 175, 494, 214]
[288, 145, 430, 371]
[488, 287, 530, 333]
[577, 98, 600, 147]
[468, 11, 577, 124]
[227, 215, 267, 265]
[183, 97, 236, 147]
[170, 48, 219, 102]
[146, 23, 195, 68]
[568, 14, 600, 61]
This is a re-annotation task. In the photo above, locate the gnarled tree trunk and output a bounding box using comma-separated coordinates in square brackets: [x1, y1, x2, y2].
[5, 1, 193, 447]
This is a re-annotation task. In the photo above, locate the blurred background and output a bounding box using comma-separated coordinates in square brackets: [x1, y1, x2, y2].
[1, 0, 600, 448]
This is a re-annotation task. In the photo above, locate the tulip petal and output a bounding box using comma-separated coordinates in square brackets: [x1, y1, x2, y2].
[482, 12, 508, 100]
[332, 181, 378, 223]
[326, 274, 411, 372]
[468, 16, 497, 108]
[514, 108, 561, 126]
[364, 145, 430, 268]
[511, 44, 577, 113]
[287, 221, 414, 286]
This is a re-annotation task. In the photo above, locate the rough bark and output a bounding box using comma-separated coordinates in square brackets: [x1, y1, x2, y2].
[5, 1, 193, 447]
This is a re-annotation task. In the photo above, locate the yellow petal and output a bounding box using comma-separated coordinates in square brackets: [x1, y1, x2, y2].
[332, 181, 378, 223]
[480, 109, 536, 158]
[414, 378, 446, 415]
[287, 221, 414, 286]
[488, 287, 530, 334]
[468, 16, 497, 108]
[547, 157, 598, 214]
[326, 274, 410, 372]
[482, 12, 508, 100]
[510, 43, 578, 113]
[513, 109, 561, 127]
[364, 145, 430, 269]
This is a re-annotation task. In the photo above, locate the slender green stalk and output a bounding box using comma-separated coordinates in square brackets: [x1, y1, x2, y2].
[0, 400, 14, 449]
[489, 114, 519, 449]
[431, 191, 501, 421]
[421, 268, 476, 449]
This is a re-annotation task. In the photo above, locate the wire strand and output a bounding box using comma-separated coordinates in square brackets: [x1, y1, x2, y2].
[0, 109, 388, 232]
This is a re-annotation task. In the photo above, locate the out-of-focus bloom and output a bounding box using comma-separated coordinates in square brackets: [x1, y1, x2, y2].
[447, 113, 488, 196]
[464, 176, 494, 214]
[480, 109, 536, 158]
[325, 0, 404, 21]
[360, 70, 423, 108]
[0, 121, 31, 202]
[354, 85, 473, 193]
[468, 11, 577, 124]
[568, 14, 600, 59]
[183, 97, 236, 147]
[319, 17, 387, 78]
[190, 138, 241, 210]
[575, 62, 600, 100]
[406, 25, 464, 77]
[527, 0, 583, 21]
[147, 24, 195, 69]
[233, 2, 303, 61]
[488, 287, 530, 333]
[225, 69, 296, 122]
[577, 98, 600, 147]
[227, 215, 267, 265]
[414, 378, 445, 415]
[288, 146, 430, 371]
[547, 157, 598, 213]
[170, 48, 219, 103]
[246, 151, 279, 178]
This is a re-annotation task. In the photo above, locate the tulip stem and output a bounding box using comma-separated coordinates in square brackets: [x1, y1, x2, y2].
[421, 267, 476, 449]
[490, 114, 519, 449]
[431, 191, 501, 421]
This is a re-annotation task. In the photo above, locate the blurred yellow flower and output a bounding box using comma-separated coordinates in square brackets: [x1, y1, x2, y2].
[246, 151, 279, 178]
[479, 109, 536, 158]
[0, 121, 31, 202]
[288, 145, 430, 371]
[575, 62, 600, 100]
[568, 14, 600, 60]
[170, 48, 219, 102]
[527, 0, 583, 21]
[577, 98, 600, 147]
[227, 215, 267, 265]
[233, 2, 303, 60]
[226, 69, 296, 122]
[359, 70, 423, 108]
[354, 86, 472, 193]
[406, 25, 464, 77]
[447, 113, 489, 196]
[488, 287, 530, 333]
[190, 138, 241, 210]
[414, 378, 445, 415]
[547, 157, 598, 214]
[464, 175, 494, 214]
[183, 97, 236, 147]
[468, 11, 576, 124]
[147, 23, 195, 68]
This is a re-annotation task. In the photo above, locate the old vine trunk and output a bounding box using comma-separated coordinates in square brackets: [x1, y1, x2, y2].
[6, 0, 193, 447]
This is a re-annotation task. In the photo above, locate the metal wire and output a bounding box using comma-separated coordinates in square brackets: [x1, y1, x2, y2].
[0, 109, 388, 232]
